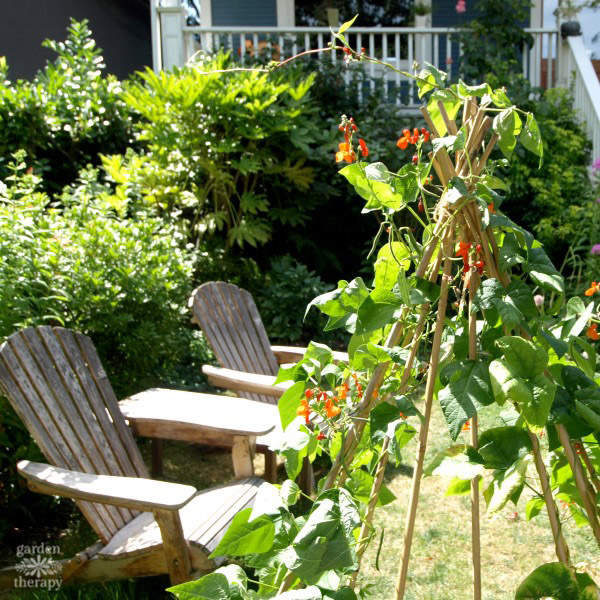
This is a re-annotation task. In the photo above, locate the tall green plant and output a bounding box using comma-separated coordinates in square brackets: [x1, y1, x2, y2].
[167, 32, 600, 599]
[0, 19, 134, 193]
[104, 53, 323, 250]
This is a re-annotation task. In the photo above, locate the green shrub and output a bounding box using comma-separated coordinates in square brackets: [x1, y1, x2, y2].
[0, 19, 134, 194]
[256, 255, 331, 343]
[501, 88, 593, 266]
[0, 155, 197, 537]
[0, 157, 195, 395]
[101, 52, 324, 252]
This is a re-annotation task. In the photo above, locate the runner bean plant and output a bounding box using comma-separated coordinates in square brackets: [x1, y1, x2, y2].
[169, 18, 600, 600]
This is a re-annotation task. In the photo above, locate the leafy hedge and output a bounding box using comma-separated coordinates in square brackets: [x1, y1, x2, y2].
[0, 157, 195, 537]
[0, 19, 134, 194]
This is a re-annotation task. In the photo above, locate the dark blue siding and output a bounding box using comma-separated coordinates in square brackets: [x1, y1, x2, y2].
[432, 0, 529, 77]
[212, 0, 277, 26]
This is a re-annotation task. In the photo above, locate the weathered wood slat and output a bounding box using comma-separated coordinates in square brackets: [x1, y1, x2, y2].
[0, 325, 269, 586]
[18, 461, 196, 511]
[0, 356, 114, 543]
[228, 285, 274, 374]
[97, 478, 261, 558]
[202, 365, 289, 398]
[197, 480, 264, 553]
[270, 345, 350, 365]
[191, 288, 262, 403]
[0, 333, 122, 538]
[54, 329, 137, 478]
[76, 334, 148, 478]
[190, 282, 280, 404]
[205, 284, 267, 404]
[238, 287, 280, 374]
[34, 327, 131, 528]
[119, 388, 276, 438]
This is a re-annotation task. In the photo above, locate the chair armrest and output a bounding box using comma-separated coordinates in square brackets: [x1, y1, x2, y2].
[270, 345, 349, 365]
[18, 461, 196, 512]
[202, 365, 291, 398]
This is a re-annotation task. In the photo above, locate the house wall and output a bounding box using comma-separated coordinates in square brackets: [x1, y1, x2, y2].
[210, 0, 277, 25]
[0, 0, 152, 80]
[431, 0, 530, 71]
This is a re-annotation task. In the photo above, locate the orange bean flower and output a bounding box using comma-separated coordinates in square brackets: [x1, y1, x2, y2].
[336, 142, 356, 163]
[397, 128, 411, 150]
[585, 282, 599, 296]
[587, 323, 599, 341]
[358, 138, 369, 157]
[397, 127, 430, 150]
[297, 397, 311, 425]
[325, 397, 341, 418]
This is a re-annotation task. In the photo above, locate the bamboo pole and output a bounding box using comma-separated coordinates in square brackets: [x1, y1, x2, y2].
[322, 222, 447, 492]
[555, 424, 600, 546]
[394, 233, 455, 600]
[577, 440, 600, 495]
[529, 431, 571, 564]
[468, 273, 482, 600]
[348, 437, 390, 589]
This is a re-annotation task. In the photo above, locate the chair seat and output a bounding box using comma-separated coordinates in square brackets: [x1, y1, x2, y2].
[99, 477, 265, 561]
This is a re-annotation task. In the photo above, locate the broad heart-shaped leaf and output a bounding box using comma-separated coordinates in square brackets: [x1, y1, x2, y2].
[472, 280, 536, 330]
[514, 562, 580, 600]
[280, 479, 301, 506]
[210, 507, 275, 558]
[346, 468, 396, 506]
[417, 63, 447, 97]
[519, 112, 543, 167]
[356, 292, 403, 334]
[438, 360, 494, 441]
[167, 573, 234, 599]
[374, 241, 410, 290]
[427, 89, 461, 136]
[424, 444, 486, 479]
[498, 233, 526, 272]
[495, 336, 548, 380]
[393, 163, 420, 205]
[493, 107, 522, 159]
[483, 453, 532, 514]
[457, 79, 491, 98]
[279, 381, 306, 431]
[283, 489, 360, 584]
[526, 246, 565, 294]
[525, 496, 545, 521]
[489, 360, 556, 429]
[478, 426, 532, 469]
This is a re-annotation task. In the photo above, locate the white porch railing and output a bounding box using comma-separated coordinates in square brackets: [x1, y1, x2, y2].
[173, 25, 560, 107]
[154, 9, 600, 162]
[558, 35, 600, 161]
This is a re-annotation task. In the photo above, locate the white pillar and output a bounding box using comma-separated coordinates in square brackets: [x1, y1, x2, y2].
[150, 0, 162, 72]
[158, 2, 187, 69]
[277, 0, 295, 27]
[200, 0, 212, 26]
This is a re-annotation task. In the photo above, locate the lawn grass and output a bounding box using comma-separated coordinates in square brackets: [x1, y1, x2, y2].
[357, 399, 600, 599]
[2, 403, 598, 599]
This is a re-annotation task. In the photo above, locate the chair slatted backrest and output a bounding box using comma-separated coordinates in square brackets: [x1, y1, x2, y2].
[0, 326, 149, 544]
[189, 282, 279, 405]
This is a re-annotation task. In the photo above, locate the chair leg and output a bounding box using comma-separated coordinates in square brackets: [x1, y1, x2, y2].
[151, 439, 163, 479]
[264, 449, 278, 483]
[153, 509, 192, 585]
[232, 435, 254, 478]
[299, 457, 315, 496]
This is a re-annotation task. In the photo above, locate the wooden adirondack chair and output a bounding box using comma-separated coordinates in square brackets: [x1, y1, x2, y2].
[0, 326, 268, 586]
[188, 281, 348, 488]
